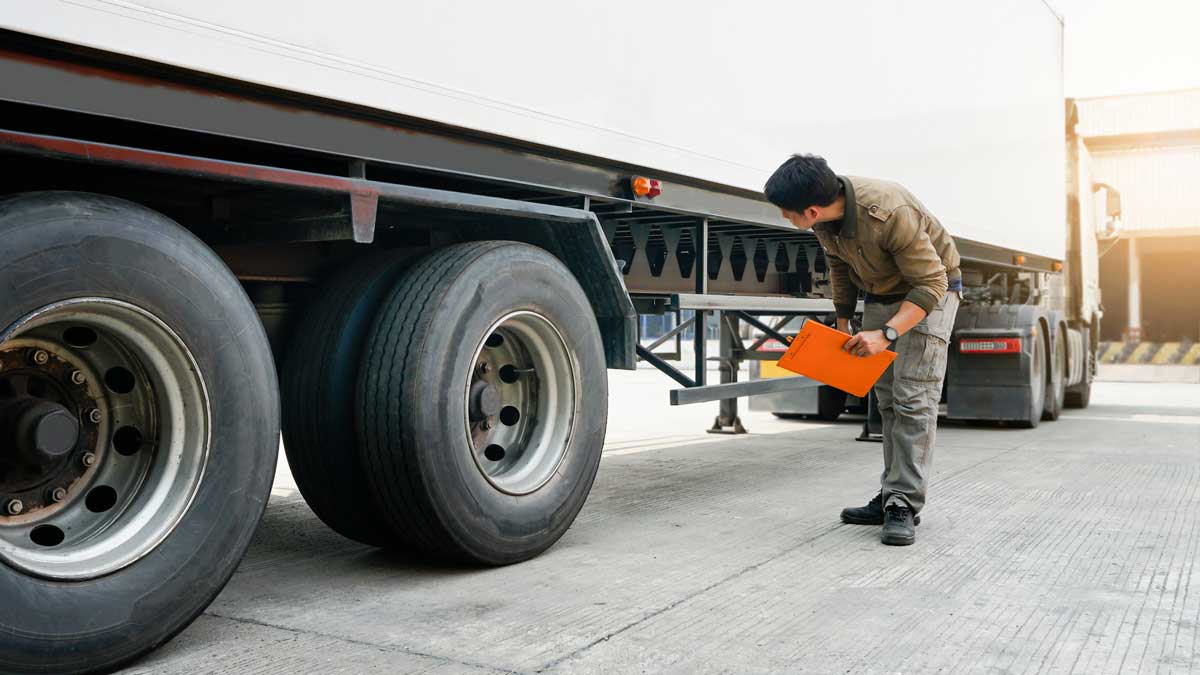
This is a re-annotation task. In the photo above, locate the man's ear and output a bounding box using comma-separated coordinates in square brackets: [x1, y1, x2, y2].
[806, 205, 822, 221]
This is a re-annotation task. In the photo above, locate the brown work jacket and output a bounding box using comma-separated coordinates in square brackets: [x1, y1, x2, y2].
[813, 176, 960, 319]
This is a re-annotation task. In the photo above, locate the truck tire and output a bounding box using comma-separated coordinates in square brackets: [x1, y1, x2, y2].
[356, 241, 606, 564]
[1042, 328, 1065, 421]
[1065, 378, 1091, 409]
[1065, 325, 1093, 409]
[281, 253, 412, 546]
[816, 386, 848, 421]
[0, 192, 278, 674]
[1017, 330, 1047, 429]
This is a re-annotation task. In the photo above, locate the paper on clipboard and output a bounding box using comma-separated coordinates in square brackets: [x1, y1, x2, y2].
[775, 320, 896, 398]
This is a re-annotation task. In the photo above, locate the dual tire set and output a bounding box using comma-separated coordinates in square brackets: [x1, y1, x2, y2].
[0, 193, 607, 674]
[281, 242, 607, 562]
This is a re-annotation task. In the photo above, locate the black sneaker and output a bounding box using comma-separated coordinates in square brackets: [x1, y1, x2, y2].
[881, 504, 916, 546]
[841, 492, 920, 526]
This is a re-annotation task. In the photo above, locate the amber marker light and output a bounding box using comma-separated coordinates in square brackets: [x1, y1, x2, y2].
[631, 176, 651, 197]
[631, 176, 662, 198]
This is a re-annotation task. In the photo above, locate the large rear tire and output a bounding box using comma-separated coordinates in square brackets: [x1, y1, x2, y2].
[0, 193, 278, 674]
[1042, 328, 1066, 421]
[1065, 378, 1091, 409]
[1065, 325, 1094, 409]
[356, 241, 607, 564]
[1016, 329, 1046, 429]
[281, 253, 412, 546]
[816, 387, 848, 421]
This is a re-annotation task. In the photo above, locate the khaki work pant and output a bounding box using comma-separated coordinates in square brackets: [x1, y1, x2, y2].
[862, 292, 959, 514]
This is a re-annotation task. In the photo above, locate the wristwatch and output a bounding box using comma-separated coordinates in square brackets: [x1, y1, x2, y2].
[883, 325, 900, 343]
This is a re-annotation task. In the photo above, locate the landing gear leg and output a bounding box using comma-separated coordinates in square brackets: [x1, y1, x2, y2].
[709, 312, 747, 434]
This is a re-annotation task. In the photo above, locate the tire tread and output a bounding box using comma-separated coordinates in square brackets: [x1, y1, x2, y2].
[281, 253, 409, 545]
[358, 242, 503, 559]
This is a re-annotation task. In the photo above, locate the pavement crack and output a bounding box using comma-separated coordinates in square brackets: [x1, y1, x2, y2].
[204, 611, 523, 674]
[535, 521, 846, 672]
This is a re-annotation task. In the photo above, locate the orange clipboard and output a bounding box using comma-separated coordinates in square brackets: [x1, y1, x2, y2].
[775, 320, 896, 398]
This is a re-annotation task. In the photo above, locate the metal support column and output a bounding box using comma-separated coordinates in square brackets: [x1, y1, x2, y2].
[710, 313, 747, 434]
[1125, 237, 1142, 343]
[693, 219, 708, 386]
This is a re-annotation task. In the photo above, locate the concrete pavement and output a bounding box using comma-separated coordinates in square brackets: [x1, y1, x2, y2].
[122, 374, 1200, 674]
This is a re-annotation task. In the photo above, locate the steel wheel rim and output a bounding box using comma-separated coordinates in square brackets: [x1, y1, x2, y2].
[464, 311, 579, 496]
[0, 298, 210, 580]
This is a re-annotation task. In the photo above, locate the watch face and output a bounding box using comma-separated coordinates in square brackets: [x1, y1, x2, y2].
[885, 327, 898, 341]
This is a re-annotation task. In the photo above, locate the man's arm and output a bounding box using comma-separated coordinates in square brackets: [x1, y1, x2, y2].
[887, 206, 948, 315]
[844, 207, 946, 356]
[844, 300, 926, 356]
[827, 253, 857, 332]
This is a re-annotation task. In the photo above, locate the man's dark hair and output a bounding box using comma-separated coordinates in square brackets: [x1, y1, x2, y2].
[763, 154, 841, 212]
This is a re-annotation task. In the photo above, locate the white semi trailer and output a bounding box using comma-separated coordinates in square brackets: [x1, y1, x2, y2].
[0, 1, 1114, 672]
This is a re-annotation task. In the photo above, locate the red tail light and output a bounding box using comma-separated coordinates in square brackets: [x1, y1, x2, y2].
[760, 338, 790, 352]
[959, 338, 1021, 354]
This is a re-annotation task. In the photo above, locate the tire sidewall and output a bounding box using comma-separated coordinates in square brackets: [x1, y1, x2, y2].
[0, 193, 278, 673]
[408, 244, 605, 563]
[1028, 333, 1046, 427]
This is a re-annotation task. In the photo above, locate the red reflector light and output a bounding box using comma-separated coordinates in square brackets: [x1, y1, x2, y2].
[959, 338, 1021, 354]
[647, 179, 662, 197]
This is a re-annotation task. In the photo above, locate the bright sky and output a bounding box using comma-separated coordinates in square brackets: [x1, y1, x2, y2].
[1050, 0, 1200, 97]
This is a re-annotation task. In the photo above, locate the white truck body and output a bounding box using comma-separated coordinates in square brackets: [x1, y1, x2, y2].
[1, 0, 1066, 258]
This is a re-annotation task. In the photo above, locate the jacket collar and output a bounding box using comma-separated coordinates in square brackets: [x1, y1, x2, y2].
[815, 176, 857, 239]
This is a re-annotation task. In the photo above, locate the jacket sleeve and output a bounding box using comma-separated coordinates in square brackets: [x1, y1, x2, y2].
[885, 206, 947, 315]
[826, 253, 858, 320]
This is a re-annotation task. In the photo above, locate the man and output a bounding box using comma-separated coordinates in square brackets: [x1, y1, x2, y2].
[764, 154, 960, 546]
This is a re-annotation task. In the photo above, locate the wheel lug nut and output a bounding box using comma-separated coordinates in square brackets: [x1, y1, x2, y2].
[71, 371, 87, 385]
[81, 452, 97, 467]
[480, 419, 492, 431]
[31, 349, 50, 366]
[88, 409, 102, 424]
[5, 499, 23, 516]
[48, 487, 67, 503]
[477, 362, 491, 375]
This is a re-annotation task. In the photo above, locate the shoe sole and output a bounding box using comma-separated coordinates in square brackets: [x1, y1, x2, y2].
[840, 513, 921, 526]
[881, 532, 915, 546]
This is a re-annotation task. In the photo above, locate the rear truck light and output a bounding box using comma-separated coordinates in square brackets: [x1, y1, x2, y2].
[631, 176, 662, 198]
[959, 337, 1021, 354]
[760, 338, 791, 352]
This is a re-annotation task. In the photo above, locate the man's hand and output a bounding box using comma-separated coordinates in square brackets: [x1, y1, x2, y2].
[844, 329, 890, 357]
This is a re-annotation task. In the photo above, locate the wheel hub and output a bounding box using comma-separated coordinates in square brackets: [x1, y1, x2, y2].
[12, 400, 79, 462]
[464, 311, 579, 496]
[0, 348, 98, 513]
[469, 381, 502, 421]
[0, 299, 210, 580]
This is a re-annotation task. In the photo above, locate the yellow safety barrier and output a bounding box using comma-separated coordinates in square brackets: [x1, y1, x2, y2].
[1100, 341, 1199, 365]
[1099, 342, 1124, 364]
[1182, 344, 1200, 366]
[1128, 342, 1157, 364]
[1151, 343, 1182, 365]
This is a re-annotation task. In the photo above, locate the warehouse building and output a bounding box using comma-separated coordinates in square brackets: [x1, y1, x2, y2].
[1077, 89, 1200, 363]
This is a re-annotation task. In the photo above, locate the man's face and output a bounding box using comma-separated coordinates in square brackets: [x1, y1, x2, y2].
[780, 207, 820, 231]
